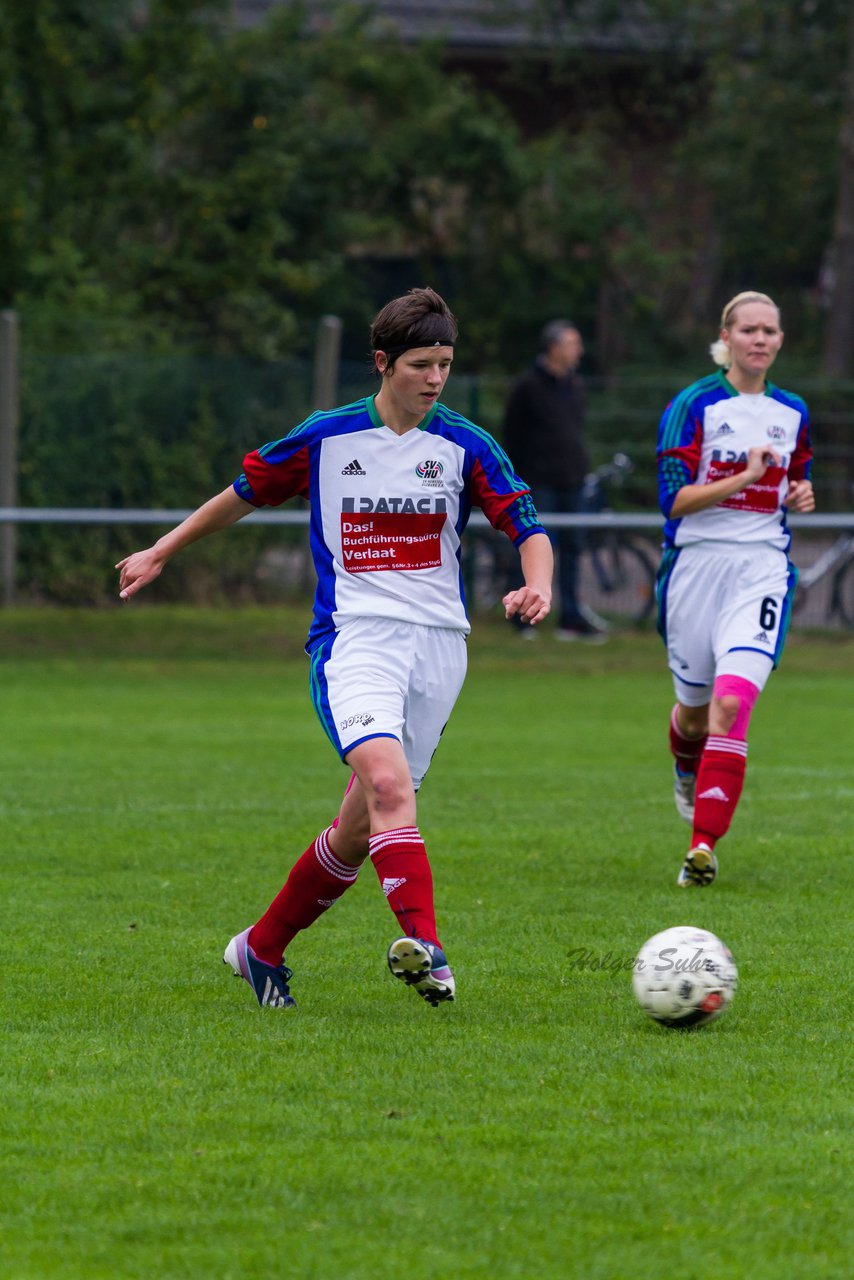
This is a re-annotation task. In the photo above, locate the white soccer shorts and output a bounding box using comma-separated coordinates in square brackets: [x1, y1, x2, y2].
[658, 541, 797, 704]
[308, 616, 467, 789]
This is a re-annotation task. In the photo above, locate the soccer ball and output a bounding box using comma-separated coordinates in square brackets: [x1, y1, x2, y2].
[632, 926, 738, 1028]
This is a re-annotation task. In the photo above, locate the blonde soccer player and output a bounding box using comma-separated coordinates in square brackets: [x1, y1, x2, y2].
[655, 291, 814, 887]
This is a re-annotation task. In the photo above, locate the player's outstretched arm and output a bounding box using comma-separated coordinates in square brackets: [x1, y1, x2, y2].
[503, 531, 553, 626]
[116, 487, 255, 600]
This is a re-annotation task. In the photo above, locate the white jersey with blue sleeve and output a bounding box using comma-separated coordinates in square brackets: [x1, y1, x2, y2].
[657, 371, 812, 551]
[234, 395, 545, 645]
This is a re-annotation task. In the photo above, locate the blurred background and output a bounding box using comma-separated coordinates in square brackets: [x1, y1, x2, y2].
[1, 0, 852, 619]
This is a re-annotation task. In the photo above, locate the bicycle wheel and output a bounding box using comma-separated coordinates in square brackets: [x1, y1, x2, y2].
[579, 537, 657, 626]
[830, 558, 854, 628]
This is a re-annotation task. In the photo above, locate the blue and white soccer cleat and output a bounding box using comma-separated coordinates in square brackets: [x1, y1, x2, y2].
[676, 844, 718, 888]
[387, 936, 455, 1007]
[673, 763, 696, 823]
[223, 927, 296, 1008]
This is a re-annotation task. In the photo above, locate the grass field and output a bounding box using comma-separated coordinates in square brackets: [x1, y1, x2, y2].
[1, 607, 851, 1279]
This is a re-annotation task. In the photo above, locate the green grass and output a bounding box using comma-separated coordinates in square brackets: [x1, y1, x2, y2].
[1, 607, 851, 1279]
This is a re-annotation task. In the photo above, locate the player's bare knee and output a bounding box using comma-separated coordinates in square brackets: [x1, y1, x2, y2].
[678, 702, 708, 738]
[365, 769, 412, 819]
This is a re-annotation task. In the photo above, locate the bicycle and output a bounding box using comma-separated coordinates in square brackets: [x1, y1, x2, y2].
[576, 453, 658, 626]
[791, 530, 854, 628]
[462, 452, 659, 626]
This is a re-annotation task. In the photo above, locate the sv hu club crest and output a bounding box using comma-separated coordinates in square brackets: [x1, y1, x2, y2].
[416, 460, 444, 480]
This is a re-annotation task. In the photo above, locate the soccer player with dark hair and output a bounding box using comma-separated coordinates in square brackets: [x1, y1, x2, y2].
[117, 287, 553, 1007]
[656, 291, 814, 888]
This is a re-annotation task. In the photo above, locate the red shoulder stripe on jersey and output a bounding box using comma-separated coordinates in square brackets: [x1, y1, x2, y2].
[788, 421, 813, 484]
[240, 444, 311, 507]
[470, 457, 538, 539]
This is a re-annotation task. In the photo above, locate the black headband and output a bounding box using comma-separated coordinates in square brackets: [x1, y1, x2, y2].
[378, 338, 455, 358]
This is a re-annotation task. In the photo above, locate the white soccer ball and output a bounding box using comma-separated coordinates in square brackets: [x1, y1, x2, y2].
[632, 926, 738, 1028]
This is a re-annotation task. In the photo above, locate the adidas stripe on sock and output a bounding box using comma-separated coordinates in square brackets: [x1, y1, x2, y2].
[691, 736, 748, 849]
[369, 826, 440, 947]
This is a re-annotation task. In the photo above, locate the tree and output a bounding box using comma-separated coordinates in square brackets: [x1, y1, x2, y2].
[822, 3, 854, 376]
[0, 0, 233, 349]
[1, 0, 573, 360]
[6, 0, 850, 370]
[517, 0, 853, 364]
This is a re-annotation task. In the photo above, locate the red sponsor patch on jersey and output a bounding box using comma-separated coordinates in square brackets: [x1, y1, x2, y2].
[340, 512, 446, 573]
[707, 460, 785, 514]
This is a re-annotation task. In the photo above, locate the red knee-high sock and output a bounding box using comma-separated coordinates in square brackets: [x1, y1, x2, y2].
[248, 826, 359, 965]
[691, 736, 748, 851]
[369, 826, 440, 947]
[670, 704, 707, 774]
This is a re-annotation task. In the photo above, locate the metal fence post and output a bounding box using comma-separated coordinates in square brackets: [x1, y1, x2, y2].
[312, 314, 342, 410]
[0, 310, 19, 606]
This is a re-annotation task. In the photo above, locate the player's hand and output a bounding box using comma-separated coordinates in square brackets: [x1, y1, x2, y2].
[743, 445, 782, 481]
[502, 585, 551, 626]
[786, 479, 815, 513]
[115, 547, 165, 600]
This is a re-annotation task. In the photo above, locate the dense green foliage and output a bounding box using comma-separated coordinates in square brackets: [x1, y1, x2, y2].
[1, 611, 851, 1277]
[524, 0, 853, 360]
[1, 0, 620, 362]
[2, 0, 853, 366]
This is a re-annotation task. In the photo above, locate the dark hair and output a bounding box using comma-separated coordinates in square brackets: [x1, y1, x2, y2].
[371, 287, 458, 368]
[539, 319, 578, 353]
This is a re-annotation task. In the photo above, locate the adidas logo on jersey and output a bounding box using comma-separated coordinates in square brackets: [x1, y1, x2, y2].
[698, 786, 729, 802]
[341, 459, 366, 475]
[753, 630, 770, 643]
[715, 423, 734, 436]
[381, 876, 407, 897]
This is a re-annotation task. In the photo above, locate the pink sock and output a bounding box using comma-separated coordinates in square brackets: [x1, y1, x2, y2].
[369, 826, 440, 947]
[248, 826, 359, 964]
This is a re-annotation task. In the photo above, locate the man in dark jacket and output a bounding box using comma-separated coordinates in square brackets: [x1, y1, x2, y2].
[502, 320, 605, 639]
